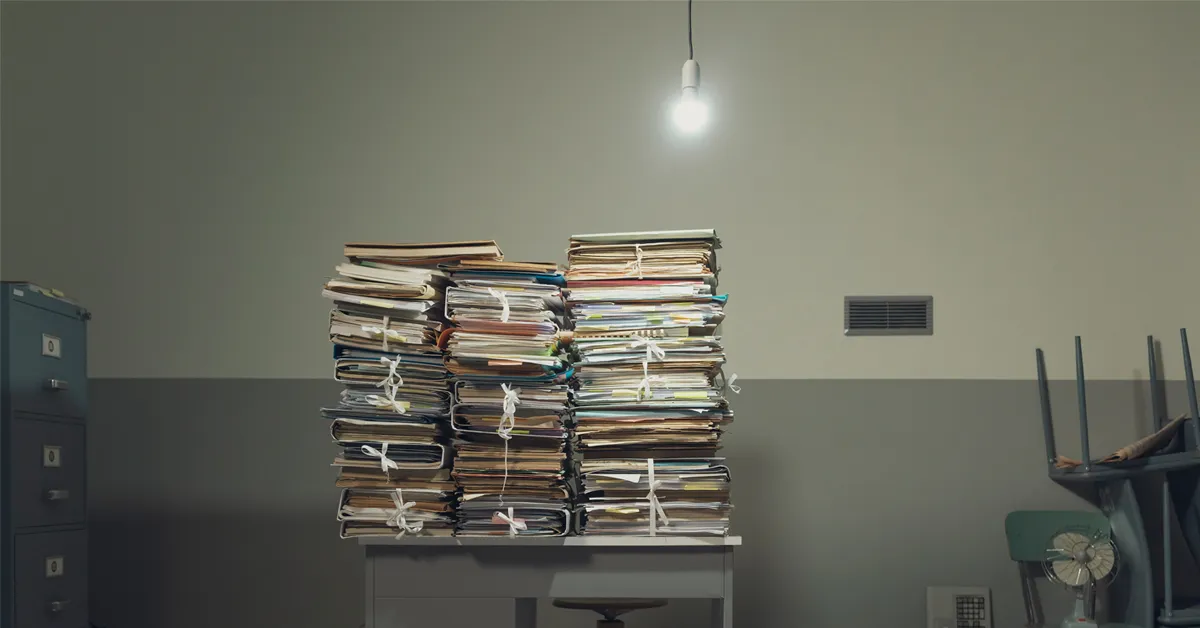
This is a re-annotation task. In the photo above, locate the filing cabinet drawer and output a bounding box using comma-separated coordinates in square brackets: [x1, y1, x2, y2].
[14, 529, 88, 628]
[10, 417, 86, 528]
[6, 301, 88, 419]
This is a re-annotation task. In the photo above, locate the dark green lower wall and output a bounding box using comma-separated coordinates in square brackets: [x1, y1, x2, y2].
[87, 379, 1200, 628]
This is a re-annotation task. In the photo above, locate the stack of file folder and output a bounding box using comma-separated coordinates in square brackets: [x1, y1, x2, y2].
[321, 240, 503, 538]
[443, 259, 575, 536]
[566, 230, 734, 536]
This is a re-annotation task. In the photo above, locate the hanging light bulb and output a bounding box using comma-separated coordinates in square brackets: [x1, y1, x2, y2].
[673, 59, 708, 134]
[672, 0, 708, 135]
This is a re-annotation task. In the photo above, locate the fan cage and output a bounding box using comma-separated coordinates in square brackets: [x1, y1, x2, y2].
[1042, 525, 1120, 588]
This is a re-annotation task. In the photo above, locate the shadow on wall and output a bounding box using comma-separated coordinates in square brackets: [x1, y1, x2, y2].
[89, 511, 364, 628]
[89, 509, 710, 628]
[87, 378, 1200, 628]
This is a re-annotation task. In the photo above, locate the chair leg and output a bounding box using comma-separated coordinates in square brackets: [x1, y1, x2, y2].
[515, 598, 537, 628]
[1019, 562, 1044, 627]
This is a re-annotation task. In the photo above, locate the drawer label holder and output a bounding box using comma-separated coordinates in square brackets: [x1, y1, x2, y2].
[42, 334, 62, 358]
[43, 445, 62, 468]
[45, 556, 64, 578]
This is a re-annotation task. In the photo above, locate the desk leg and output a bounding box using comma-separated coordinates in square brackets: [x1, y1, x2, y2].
[365, 553, 375, 628]
[515, 598, 537, 628]
[711, 598, 731, 628]
[711, 547, 733, 628]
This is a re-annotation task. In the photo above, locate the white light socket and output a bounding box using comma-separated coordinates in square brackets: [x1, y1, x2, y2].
[681, 59, 700, 91]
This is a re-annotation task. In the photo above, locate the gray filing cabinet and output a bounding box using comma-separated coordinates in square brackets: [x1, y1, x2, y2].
[1, 282, 90, 628]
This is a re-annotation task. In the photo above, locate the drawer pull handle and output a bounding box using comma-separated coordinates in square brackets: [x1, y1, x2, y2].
[44, 379, 69, 391]
[48, 599, 71, 613]
[45, 489, 70, 501]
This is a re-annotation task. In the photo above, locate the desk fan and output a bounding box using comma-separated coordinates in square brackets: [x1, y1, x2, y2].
[1043, 527, 1119, 628]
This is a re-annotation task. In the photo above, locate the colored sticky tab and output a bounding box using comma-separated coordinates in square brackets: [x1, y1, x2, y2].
[366, 330, 407, 343]
[370, 399, 411, 411]
[673, 391, 709, 400]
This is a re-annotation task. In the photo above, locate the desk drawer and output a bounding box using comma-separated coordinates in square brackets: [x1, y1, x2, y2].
[374, 598, 514, 628]
[10, 417, 86, 528]
[369, 546, 727, 598]
[7, 301, 87, 419]
[14, 529, 88, 628]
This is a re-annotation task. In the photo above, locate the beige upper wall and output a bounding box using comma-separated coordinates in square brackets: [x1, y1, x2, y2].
[2, 1, 1197, 380]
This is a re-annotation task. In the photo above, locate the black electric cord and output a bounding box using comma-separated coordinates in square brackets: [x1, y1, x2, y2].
[687, 0, 694, 60]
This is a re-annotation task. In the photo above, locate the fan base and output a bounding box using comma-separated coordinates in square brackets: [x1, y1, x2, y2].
[1060, 594, 1099, 628]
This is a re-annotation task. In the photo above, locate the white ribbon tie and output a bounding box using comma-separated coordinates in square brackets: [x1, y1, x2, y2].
[630, 337, 666, 401]
[367, 355, 406, 414]
[646, 458, 669, 536]
[378, 355, 404, 390]
[498, 383, 521, 440]
[388, 487, 424, 538]
[493, 506, 527, 537]
[362, 315, 397, 350]
[635, 361, 664, 401]
[631, 337, 666, 363]
[727, 372, 742, 395]
[487, 288, 511, 323]
[497, 384, 521, 502]
[361, 443, 400, 475]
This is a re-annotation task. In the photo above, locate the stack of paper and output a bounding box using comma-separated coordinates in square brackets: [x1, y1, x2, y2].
[574, 459, 731, 535]
[322, 240, 502, 538]
[443, 260, 575, 537]
[566, 230, 734, 536]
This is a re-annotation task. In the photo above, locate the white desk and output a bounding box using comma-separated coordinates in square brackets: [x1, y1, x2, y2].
[360, 536, 740, 628]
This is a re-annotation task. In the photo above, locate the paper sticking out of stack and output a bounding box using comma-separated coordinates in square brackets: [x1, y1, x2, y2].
[566, 229, 734, 536]
[443, 260, 575, 536]
[323, 240, 502, 538]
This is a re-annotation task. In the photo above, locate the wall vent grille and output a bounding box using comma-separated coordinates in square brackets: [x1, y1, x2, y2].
[844, 296, 933, 336]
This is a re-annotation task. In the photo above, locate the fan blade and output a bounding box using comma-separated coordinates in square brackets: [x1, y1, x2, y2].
[1053, 531, 1089, 551]
[1051, 557, 1092, 586]
[1086, 541, 1117, 580]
